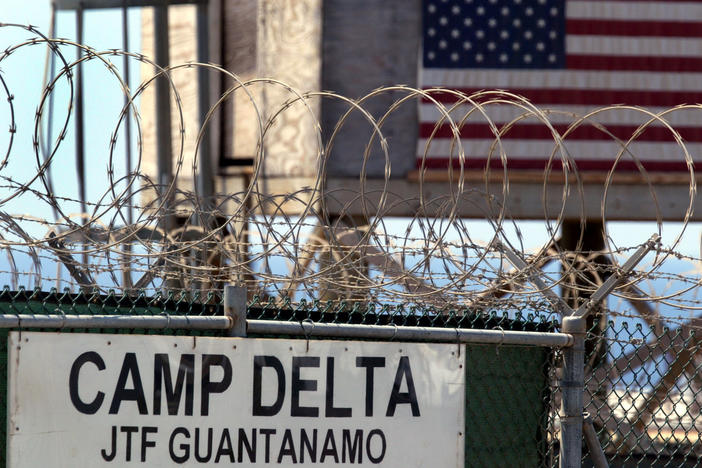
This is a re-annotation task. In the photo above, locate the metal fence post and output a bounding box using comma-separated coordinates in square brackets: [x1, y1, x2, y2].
[560, 315, 586, 468]
[583, 412, 609, 468]
[224, 285, 247, 337]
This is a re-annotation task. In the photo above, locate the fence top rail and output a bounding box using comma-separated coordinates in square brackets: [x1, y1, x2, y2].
[0, 314, 232, 330]
[247, 319, 573, 347]
[0, 314, 572, 347]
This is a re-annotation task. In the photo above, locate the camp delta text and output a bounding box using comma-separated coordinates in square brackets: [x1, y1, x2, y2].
[68, 350, 422, 464]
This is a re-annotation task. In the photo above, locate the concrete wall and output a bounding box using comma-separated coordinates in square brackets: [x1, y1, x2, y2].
[224, 0, 322, 178]
[321, 0, 421, 179]
[140, 0, 422, 183]
[140, 0, 323, 182]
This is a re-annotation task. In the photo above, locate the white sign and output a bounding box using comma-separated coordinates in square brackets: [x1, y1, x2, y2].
[7, 332, 465, 467]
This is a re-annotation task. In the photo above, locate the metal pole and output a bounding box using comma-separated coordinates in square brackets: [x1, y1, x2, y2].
[223, 285, 247, 337]
[0, 310, 575, 346]
[154, 1, 179, 292]
[122, 0, 133, 227]
[497, 240, 574, 316]
[42, 5, 59, 223]
[75, 3, 89, 278]
[43, 5, 62, 291]
[75, 3, 87, 220]
[196, 0, 214, 209]
[583, 412, 609, 468]
[0, 314, 231, 330]
[246, 320, 574, 347]
[559, 315, 586, 468]
[154, 1, 174, 233]
[121, 0, 134, 290]
[574, 234, 660, 318]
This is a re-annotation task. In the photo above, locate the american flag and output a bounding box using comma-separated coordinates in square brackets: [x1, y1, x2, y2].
[419, 0, 702, 172]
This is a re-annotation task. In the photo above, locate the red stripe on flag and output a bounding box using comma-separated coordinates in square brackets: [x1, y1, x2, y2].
[567, 55, 702, 72]
[416, 157, 692, 172]
[567, 19, 702, 38]
[419, 123, 702, 142]
[579, 0, 702, 2]
[422, 88, 702, 107]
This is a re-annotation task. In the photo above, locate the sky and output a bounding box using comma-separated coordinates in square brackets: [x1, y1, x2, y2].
[0, 1, 141, 231]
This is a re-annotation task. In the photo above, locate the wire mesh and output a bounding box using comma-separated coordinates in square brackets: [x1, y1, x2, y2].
[0, 289, 558, 468]
[465, 344, 558, 467]
[585, 311, 702, 467]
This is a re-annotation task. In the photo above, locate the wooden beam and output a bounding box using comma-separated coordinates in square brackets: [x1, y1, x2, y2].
[408, 169, 700, 186]
[319, 177, 698, 221]
[152, 172, 701, 221]
[53, 0, 205, 10]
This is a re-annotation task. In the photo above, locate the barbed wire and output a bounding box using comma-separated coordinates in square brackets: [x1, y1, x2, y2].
[0, 24, 701, 315]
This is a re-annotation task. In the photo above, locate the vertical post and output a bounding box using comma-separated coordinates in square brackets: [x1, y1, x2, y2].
[121, 0, 134, 291]
[224, 285, 247, 337]
[75, 3, 87, 219]
[560, 315, 586, 468]
[583, 412, 609, 468]
[75, 4, 89, 276]
[194, 1, 214, 286]
[154, 1, 175, 233]
[560, 220, 608, 370]
[154, 1, 178, 292]
[121, 1, 133, 228]
[196, 0, 214, 209]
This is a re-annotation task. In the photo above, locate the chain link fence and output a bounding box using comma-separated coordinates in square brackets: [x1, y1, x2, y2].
[585, 312, 702, 467]
[4, 289, 702, 466]
[0, 287, 563, 468]
[0, 291, 702, 466]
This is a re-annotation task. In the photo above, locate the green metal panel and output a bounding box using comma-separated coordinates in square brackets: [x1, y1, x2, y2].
[0, 329, 6, 468]
[465, 345, 551, 468]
